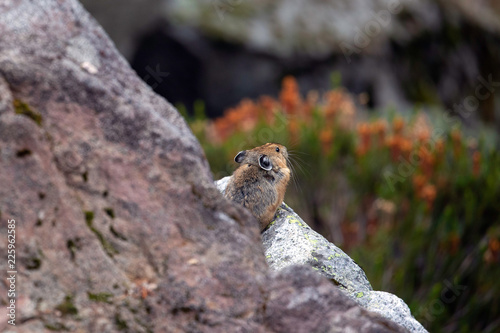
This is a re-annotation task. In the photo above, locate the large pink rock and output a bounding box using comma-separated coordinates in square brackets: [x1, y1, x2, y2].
[0, 1, 404, 332]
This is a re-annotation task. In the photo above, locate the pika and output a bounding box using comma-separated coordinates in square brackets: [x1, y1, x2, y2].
[224, 143, 291, 231]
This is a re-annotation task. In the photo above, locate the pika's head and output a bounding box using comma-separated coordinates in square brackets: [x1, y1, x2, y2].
[234, 143, 289, 172]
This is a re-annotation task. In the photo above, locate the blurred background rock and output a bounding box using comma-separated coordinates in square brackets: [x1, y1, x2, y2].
[81, 0, 500, 127]
[80, 1, 500, 332]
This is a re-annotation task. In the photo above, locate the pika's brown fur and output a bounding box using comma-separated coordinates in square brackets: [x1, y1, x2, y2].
[224, 143, 291, 231]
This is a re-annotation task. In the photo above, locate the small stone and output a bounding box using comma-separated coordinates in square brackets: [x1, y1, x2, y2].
[81, 61, 98, 74]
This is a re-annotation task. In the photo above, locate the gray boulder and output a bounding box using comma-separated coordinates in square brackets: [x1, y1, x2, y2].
[216, 176, 428, 333]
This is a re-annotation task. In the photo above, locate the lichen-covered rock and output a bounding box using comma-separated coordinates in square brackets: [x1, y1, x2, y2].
[262, 203, 373, 296]
[356, 290, 427, 333]
[216, 176, 427, 332]
[265, 265, 406, 333]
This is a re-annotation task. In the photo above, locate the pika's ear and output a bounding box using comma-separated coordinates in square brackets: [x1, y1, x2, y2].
[259, 155, 272, 171]
[234, 151, 246, 163]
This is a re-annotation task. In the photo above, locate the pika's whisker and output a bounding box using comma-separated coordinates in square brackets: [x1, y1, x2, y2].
[286, 155, 302, 193]
[288, 153, 310, 178]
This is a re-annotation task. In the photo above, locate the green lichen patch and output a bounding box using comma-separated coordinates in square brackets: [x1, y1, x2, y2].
[56, 295, 78, 316]
[287, 216, 304, 227]
[84, 211, 94, 225]
[84, 210, 118, 257]
[13, 99, 42, 126]
[88, 292, 113, 303]
[45, 322, 69, 331]
[356, 292, 364, 298]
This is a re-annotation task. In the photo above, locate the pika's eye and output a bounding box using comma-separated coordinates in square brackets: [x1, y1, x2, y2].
[275, 147, 280, 152]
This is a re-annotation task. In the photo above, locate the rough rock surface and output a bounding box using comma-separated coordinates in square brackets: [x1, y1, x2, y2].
[217, 176, 427, 333]
[85, 0, 500, 59]
[81, 0, 500, 124]
[0, 1, 406, 332]
[167, 0, 500, 57]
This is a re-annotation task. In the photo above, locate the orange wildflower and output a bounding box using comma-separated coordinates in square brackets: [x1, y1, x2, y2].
[238, 99, 258, 132]
[323, 89, 356, 126]
[371, 120, 387, 147]
[210, 75, 360, 146]
[418, 146, 436, 178]
[412, 174, 427, 195]
[213, 116, 233, 141]
[324, 89, 355, 119]
[420, 183, 437, 211]
[304, 90, 319, 119]
[451, 128, 462, 157]
[258, 95, 279, 124]
[472, 151, 481, 176]
[280, 76, 302, 114]
[212, 98, 260, 141]
[357, 123, 371, 151]
[432, 139, 445, 167]
[399, 137, 413, 158]
[393, 116, 405, 135]
[385, 135, 398, 161]
[491, 238, 500, 252]
[259, 95, 277, 112]
[323, 91, 339, 119]
[436, 175, 448, 190]
[451, 128, 461, 142]
[447, 233, 460, 255]
[320, 128, 334, 154]
[435, 139, 445, 155]
[417, 130, 430, 143]
[288, 117, 300, 142]
[412, 113, 431, 143]
[386, 134, 413, 161]
[484, 238, 500, 264]
[356, 145, 368, 157]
